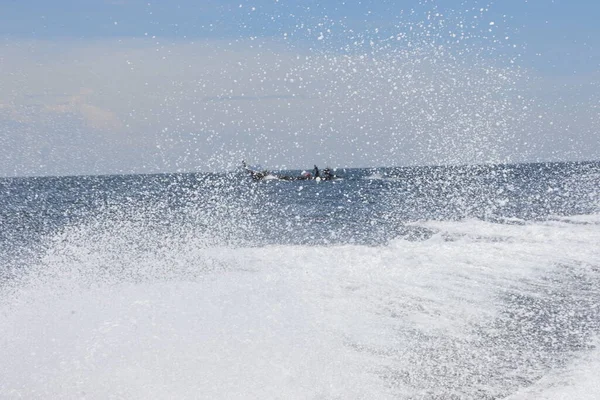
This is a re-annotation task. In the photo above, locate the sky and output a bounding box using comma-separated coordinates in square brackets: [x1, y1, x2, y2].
[0, 0, 598, 176]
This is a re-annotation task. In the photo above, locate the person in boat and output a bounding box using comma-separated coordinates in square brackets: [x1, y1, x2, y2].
[321, 167, 333, 180]
[242, 161, 336, 181]
[313, 165, 336, 180]
[285, 166, 333, 181]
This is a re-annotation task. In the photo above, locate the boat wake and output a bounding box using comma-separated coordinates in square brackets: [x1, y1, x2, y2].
[2, 207, 599, 399]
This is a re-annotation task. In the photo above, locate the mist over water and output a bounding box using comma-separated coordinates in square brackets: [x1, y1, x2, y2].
[2, 0, 573, 176]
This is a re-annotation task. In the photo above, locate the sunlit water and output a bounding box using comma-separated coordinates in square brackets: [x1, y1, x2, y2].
[1, 162, 599, 399]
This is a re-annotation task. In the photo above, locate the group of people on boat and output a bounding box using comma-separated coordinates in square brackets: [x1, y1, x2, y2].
[242, 161, 337, 181]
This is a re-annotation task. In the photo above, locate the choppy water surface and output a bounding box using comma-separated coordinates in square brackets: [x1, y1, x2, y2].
[1, 161, 599, 399]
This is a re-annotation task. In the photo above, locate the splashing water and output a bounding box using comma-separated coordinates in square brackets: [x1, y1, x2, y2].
[2, 162, 600, 398]
[2, 1, 600, 399]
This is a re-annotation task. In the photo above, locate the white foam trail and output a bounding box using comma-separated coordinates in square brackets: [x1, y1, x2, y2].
[507, 338, 600, 400]
[1, 214, 599, 398]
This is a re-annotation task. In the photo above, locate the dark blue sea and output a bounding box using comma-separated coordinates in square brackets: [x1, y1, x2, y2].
[1, 161, 599, 399]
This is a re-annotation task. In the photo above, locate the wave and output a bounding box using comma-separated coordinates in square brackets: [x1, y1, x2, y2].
[507, 337, 600, 399]
[1, 211, 599, 399]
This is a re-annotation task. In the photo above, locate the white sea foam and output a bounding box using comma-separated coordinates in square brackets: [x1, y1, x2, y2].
[507, 338, 600, 399]
[1, 214, 599, 399]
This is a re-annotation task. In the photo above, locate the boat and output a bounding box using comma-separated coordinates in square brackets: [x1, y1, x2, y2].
[241, 161, 338, 181]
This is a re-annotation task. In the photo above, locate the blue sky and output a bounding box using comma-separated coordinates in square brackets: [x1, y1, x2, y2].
[1, 0, 598, 176]
[2, 0, 598, 73]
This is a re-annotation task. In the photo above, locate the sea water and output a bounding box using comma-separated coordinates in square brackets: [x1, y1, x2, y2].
[1, 162, 599, 399]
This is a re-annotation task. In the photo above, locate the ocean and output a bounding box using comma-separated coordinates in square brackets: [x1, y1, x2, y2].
[1, 161, 599, 399]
